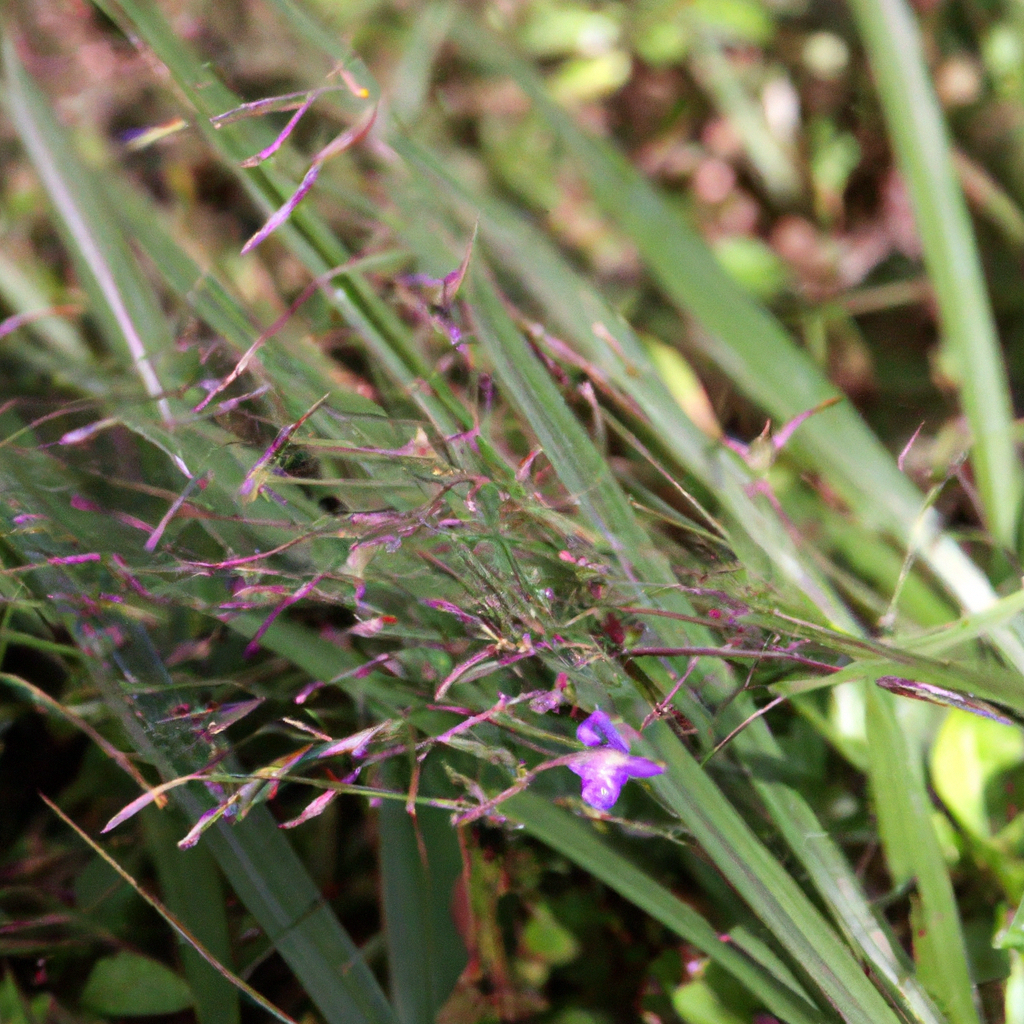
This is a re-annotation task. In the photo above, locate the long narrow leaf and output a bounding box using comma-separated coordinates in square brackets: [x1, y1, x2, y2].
[866, 687, 980, 1024]
[378, 762, 467, 1024]
[144, 808, 240, 1024]
[848, 0, 1022, 550]
[0, 452, 398, 1024]
[1, 36, 178, 432]
[41, 796, 298, 1024]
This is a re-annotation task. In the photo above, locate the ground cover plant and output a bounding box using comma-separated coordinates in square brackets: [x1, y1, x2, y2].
[7, 0, 1024, 1021]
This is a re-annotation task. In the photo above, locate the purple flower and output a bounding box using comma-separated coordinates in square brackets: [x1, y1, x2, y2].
[567, 749, 664, 810]
[569, 709, 663, 810]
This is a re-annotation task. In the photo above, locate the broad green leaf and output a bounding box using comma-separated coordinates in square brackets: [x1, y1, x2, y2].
[672, 978, 750, 1024]
[80, 952, 192, 1016]
[521, 904, 580, 967]
[0, 972, 48, 1024]
[931, 711, 1024, 839]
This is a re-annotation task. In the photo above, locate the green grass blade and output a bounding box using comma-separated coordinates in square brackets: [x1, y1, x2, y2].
[92, 0, 476, 446]
[92, 622, 399, 1024]
[0, 454, 399, 1024]
[445, 14, 1024, 667]
[1, 35, 177, 428]
[743, 735, 948, 1024]
[378, 764, 466, 1023]
[202, 808, 398, 1024]
[897, 587, 1024, 657]
[848, 0, 1022, 550]
[144, 808, 240, 1024]
[0, 250, 92, 367]
[866, 687, 981, 1024]
[688, 35, 801, 203]
[642, 720, 902, 1024]
[390, 1, 455, 124]
[390, 136, 855, 629]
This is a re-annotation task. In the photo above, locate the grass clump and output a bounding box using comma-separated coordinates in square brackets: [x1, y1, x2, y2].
[4, 1, 1024, 1023]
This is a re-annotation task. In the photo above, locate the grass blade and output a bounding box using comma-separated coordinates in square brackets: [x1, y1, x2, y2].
[144, 808, 240, 1024]
[446, 13, 1024, 675]
[389, 136, 856, 629]
[848, 0, 1022, 550]
[41, 796, 299, 1024]
[378, 763, 467, 1023]
[866, 687, 981, 1024]
[1, 35, 177, 433]
[0, 450, 399, 1024]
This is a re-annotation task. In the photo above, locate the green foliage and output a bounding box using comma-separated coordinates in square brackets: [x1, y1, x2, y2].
[4, 0, 1024, 1021]
[80, 952, 193, 1016]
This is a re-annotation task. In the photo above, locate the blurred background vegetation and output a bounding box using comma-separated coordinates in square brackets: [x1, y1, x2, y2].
[8, 0, 1024, 1022]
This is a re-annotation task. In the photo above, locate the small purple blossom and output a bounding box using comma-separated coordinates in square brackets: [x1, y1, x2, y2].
[570, 709, 662, 810]
[567, 749, 663, 810]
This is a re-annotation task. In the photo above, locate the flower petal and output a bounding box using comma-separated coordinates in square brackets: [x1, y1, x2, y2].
[580, 772, 626, 810]
[623, 755, 664, 779]
[569, 757, 628, 810]
[576, 707, 630, 753]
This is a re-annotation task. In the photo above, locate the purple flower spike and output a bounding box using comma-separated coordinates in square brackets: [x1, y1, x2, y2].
[567, 749, 664, 811]
[576, 707, 630, 753]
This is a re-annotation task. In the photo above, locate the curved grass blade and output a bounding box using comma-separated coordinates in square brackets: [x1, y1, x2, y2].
[1, 35, 178, 437]
[232, 7, 960, 1018]
[0, 453, 398, 1024]
[388, 136, 855, 630]
[32, 4, 978, 1019]
[848, 0, 1022, 551]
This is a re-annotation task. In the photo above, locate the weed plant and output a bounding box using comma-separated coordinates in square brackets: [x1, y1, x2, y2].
[4, 1, 1024, 1023]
